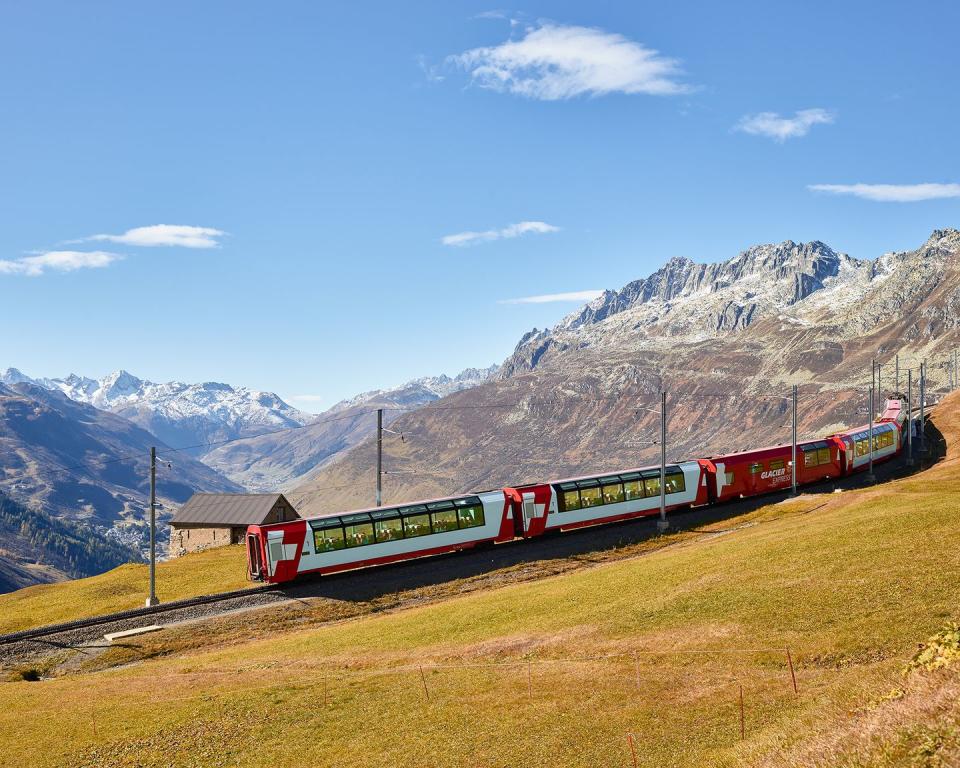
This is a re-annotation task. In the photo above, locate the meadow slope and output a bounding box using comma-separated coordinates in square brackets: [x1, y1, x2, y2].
[1, 391, 958, 767]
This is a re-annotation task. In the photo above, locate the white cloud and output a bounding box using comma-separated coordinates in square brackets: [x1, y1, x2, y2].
[0, 250, 121, 277]
[499, 289, 604, 304]
[735, 109, 834, 142]
[88, 224, 226, 248]
[808, 183, 960, 202]
[450, 22, 689, 100]
[442, 220, 559, 247]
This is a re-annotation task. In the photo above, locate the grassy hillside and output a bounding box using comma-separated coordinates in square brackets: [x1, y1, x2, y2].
[0, 544, 251, 635]
[2, 392, 959, 767]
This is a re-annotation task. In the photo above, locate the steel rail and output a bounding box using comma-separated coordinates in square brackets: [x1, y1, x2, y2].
[0, 583, 285, 646]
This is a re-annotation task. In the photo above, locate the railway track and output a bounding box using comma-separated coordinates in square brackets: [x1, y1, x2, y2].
[0, 582, 290, 655]
[2, 402, 941, 665]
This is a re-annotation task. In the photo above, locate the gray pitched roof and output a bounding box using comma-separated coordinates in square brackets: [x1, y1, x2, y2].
[170, 493, 295, 526]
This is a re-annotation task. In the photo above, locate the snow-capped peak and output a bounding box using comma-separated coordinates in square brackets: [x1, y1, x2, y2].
[1, 368, 317, 452]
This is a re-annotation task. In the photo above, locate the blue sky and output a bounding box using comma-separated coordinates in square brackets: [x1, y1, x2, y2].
[2, 1, 958, 410]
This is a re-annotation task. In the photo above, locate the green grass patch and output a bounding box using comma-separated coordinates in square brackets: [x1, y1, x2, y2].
[0, 545, 251, 634]
[2, 397, 959, 766]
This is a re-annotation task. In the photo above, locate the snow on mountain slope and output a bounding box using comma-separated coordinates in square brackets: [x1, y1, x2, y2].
[201, 364, 500, 491]
[0, 369, 316, 454]
[330, 365, 500, 412]
[1, 365, 501, 493]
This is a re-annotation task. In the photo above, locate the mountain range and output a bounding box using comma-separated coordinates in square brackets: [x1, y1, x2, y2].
[0, 364, 499, 590]
[3, 228, 957, 591]
[293, 228, 960, 516]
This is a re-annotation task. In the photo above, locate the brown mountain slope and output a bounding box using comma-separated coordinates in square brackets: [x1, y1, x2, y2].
[292, 230, 960, 516]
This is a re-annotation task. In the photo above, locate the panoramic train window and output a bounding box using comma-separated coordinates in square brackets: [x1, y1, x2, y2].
[312, 520, 346, 553]
[343, 514, 375, 548]
[372, 512, 404, 543]
[559, 483, 582, 510]
[769, 459, 785, 471]
[749, 463, 763, 474]
[643, 475, 661, 497]
[601, 480, 625, 504]
[621, 473, 643, 500]
[306, 496, 487, 555]
[724, 471, 735, 485]
[455, 502, 485, 529]
[580, 485, 602, 507]
[428, 501, 459, 533]
[817, 447, 831, 464]
[402, 511, 432, 538]
[555, 468, 686, 512]
[663, 473, 685, 494]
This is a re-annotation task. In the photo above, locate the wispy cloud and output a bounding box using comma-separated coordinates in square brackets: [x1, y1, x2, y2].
[808, 183, 960, 202]
[0, 250, 122, 277]
[86, 224, 226, 248]
[450, 22, 689, 100]
[735, 109, 834, 142]
[442, 220, 560, 247]
[499, 289, 603, 304]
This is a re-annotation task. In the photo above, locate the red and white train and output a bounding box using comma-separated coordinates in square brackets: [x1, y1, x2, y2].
[246, 400, 907, 584]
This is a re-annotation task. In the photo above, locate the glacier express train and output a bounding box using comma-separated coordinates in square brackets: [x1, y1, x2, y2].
[246, 400, 906, 584]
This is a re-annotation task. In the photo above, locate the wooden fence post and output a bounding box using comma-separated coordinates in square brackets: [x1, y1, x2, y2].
[627, 733, 639, 768]
[786, 647, 798, 694]
[419, 664, 430, 701]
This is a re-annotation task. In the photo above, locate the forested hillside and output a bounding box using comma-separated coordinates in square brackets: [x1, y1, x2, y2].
[0, 493, 137, 593]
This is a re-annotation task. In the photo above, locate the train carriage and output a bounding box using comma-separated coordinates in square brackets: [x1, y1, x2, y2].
[248, 490, 514, 583]
[707, 438, 845, 503]
[831, 421, 900, 473]
[509, 461, 708, 536]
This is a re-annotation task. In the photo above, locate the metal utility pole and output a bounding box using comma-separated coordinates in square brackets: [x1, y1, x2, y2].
[657, 391, 668, 532]
[895, 354, 899, 395]
[791, 384, 798, 497]
[919, 362, 926, 455]
[906, 369, 913, 467]
[867, 382, 876, 484]
[376, 408, 383, 507]
[146, 446, 159, 607]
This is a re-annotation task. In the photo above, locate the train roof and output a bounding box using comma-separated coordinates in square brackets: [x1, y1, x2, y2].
[260, 489, 503, 529]
[831, 421, 897, 439]
[706, 439, 832, 463]
[515, 460, 698, 490]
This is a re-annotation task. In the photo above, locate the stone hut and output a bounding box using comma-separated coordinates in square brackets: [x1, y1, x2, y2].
[168, 493, 298, 557]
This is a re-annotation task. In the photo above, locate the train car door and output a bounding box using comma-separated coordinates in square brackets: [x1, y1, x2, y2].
[519, 489, 550, 537]
[247, 533, 264, 581]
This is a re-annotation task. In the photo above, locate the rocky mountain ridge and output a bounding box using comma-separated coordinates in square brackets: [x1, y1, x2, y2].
[294, 228, 960, 518]
[501, 229, 959, 377]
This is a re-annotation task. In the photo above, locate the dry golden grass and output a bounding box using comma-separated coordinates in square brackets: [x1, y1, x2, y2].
[0, 544, 252, 634]
[2, 393, 959, 767]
